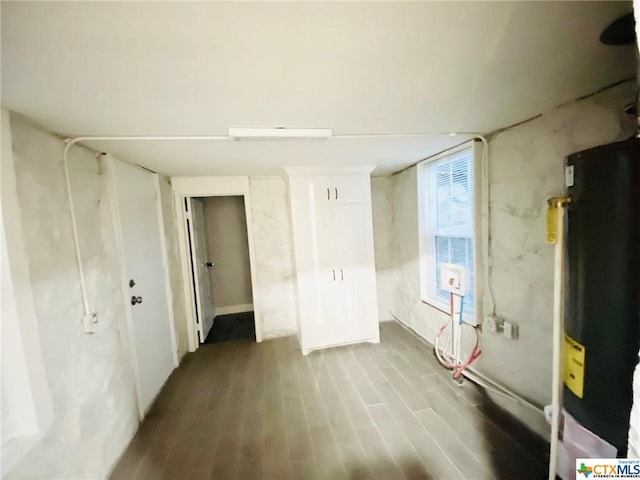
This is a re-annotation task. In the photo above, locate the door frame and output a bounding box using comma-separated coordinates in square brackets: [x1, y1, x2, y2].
[185, 197, 206, 343]
[102, 154, 179, 419]
[172, 176, 262, 351]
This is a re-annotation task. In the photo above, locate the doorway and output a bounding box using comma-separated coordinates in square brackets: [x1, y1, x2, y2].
[173, 176, 262, 352]
[188, 195, 255, 344]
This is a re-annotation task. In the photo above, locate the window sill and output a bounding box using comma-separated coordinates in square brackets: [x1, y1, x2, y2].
[421, 296, 476, 324]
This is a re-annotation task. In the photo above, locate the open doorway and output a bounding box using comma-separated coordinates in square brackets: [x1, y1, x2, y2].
[185, 195, 256, 344]
[186, 195, 256, 345]
[173, 176, 262, 351]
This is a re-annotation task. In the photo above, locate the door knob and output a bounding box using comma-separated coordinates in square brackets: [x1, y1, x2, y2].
[131, 296, 143, 305]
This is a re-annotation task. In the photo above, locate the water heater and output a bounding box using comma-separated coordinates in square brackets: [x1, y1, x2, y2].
[563, 137, 640, 453]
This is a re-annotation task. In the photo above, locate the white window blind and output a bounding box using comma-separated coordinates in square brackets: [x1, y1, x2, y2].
[424, 147, 475, 317]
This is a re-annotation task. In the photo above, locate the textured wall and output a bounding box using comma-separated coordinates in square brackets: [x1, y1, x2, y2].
[202, 195, 253, 309]
[388, 167, 450, 340]
[249, 177, 298, 339]
[481, 81, 635, 407]
[158, 176, 189, 360]
[371, 177, 396, 322]
[386, 80, 637, 436]
[6, 114, 139, 478]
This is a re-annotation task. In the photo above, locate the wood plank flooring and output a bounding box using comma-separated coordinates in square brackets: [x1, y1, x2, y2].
[111, 322, 548, 480]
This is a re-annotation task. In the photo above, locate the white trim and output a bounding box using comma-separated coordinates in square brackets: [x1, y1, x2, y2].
[215, 304, 254, 316]
[101, 155, 144, 419]
[172, 176, 263, 352]
[417, 140, 484, 325]
[153, 174, 180, 368]
[186, 198, 205, 344]
[243, 182, 262, 344]
[174, 192, 198, 351]
[473, 140, 487, 322]
[171, 176, 251, 197]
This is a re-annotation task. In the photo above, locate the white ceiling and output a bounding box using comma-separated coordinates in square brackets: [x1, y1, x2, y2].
[1, 1, 636, 176]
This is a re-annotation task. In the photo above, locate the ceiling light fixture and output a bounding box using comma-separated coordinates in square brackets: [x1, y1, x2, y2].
[228, 127, 332, 140]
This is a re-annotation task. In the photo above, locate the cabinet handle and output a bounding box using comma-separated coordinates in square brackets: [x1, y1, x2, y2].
[332, 269, 336, 281]
[335, 187, 338, 200]
[340, 269, 344, 280]
[327, 187, 330, 200]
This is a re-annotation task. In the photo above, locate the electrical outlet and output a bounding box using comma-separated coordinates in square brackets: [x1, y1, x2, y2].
[82, 312, 98, 334]
[483, 315, 503, 334]
[503, 320, 519, 340]
[544, 405, 553, 424]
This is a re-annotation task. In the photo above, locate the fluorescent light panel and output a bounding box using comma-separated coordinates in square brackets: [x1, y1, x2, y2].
[228, 127, 332, 140]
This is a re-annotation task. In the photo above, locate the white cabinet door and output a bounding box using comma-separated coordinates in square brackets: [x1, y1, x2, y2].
[289, 176, 341, 352]
[333, 200, 379, 343]
[332, 174, 370, 204]
[308, 177, 340, 349]
[287, 167, 379, 354]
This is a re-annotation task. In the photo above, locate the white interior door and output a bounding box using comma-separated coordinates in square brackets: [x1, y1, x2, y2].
[189, 198, 215, 341]
[110, 160, 176, 413]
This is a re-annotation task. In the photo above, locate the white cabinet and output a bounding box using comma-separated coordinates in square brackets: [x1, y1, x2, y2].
[286, 167, 379, 354]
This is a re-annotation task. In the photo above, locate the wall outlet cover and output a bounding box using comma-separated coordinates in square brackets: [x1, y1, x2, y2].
[503, 320, 519, 340]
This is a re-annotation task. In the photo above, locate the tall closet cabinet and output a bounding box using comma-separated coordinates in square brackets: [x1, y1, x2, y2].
[285, 167, 379, 354]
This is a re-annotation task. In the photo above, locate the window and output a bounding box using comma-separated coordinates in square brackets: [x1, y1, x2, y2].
[419, 143, 478, 322]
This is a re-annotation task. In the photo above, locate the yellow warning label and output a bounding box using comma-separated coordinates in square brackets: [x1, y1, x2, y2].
[565, 334, 585, 398]
[546, 205, 558, 244]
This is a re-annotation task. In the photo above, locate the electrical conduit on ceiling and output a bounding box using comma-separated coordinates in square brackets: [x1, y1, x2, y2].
[62, 131, 493, 330]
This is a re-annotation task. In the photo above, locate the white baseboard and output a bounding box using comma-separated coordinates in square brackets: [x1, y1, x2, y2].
[262, 328, 297, 340]
[214, 303, 254, 316]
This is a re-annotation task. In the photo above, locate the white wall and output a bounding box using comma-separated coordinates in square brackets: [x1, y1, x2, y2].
[202, 195, 253, 310]
[5, 114, 139, 478]
[371, 176, 396, 322]
[158, 176, 189, 359]
[383, 80, 637, 436]
[249, 177, 298, 339]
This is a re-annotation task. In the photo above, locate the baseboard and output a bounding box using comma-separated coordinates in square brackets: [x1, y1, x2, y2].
[214, 304, 254, 316]
[262, 328, 297, 340]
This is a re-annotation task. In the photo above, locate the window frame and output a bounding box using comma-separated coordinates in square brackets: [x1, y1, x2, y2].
[418, 140, 484, 325]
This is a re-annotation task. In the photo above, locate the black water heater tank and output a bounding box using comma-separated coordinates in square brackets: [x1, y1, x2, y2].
[564, 137, 640, 454]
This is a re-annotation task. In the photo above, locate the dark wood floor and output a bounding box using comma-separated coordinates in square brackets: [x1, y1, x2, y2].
[111, 321, 548, 480]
